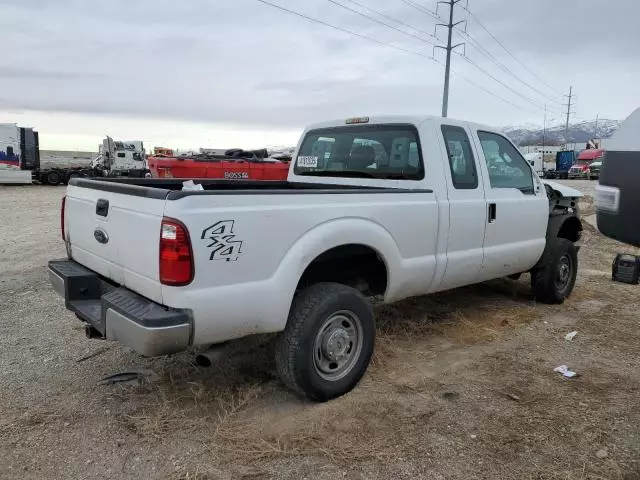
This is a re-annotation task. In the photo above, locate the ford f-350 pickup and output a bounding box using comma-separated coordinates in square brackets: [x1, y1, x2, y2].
[49, 115, 583, 401]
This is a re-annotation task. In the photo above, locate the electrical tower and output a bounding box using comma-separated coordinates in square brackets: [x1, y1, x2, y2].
[435, 0, 466, 117]
[542, 103, 547, 156]
[563, 86, 574, 149]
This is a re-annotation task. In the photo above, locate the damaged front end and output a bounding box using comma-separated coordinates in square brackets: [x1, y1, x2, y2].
[536, 180, 584, 267]
[542, 180, 582, 217]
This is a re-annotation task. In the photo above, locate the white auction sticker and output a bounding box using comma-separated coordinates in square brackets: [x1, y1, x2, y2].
[297, 155, 318, 168]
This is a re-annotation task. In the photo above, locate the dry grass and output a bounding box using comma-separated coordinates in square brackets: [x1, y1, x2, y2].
[209, 394, 407, 463]
[375, 280, 539, 349]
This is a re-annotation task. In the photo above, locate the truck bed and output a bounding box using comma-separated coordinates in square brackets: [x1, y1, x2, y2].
[63, 176, 438, 346]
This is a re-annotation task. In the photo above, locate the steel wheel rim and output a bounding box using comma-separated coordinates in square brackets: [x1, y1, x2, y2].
[555, 254, 573, 293]
[313, 310, 363, 381]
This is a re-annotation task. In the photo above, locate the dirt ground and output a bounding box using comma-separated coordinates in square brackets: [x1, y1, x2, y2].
[1, 182, 639, 480]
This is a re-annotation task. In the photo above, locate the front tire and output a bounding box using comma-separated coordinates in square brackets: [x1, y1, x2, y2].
[275, 282, 375, 402]
[531, 238, 578, 304]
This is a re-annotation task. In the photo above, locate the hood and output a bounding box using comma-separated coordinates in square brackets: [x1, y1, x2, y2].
[541, 180, 583, 198]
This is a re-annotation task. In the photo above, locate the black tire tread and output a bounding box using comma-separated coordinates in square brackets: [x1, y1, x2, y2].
[275, 282, 372, 401]
[47, 171, 60, 185]
[531, 238, 577, 304]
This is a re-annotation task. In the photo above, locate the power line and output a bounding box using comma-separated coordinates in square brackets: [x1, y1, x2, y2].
[332, 0, 539, 116]
[325, 0, 442, 47]
[455, 28, 563, 106]
[252, 0, 436, 60]
[252, 0, 544, 116]
[439, 60, 543, 116]
[398, 0, 441, 21]
[459, 54, 545, 112]
[464, 7, 564, 96]
[342, 0, 440, 41]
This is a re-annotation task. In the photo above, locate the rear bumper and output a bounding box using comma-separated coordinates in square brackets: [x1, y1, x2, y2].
[49, 259, 191, 357]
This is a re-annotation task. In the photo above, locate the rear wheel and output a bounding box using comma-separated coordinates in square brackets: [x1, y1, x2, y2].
[46, 170, 60, 185]
[531, 238, 578, 304]
[275, 282, 375, 402]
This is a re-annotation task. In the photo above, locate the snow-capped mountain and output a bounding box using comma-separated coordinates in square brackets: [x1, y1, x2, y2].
[503, 119, 620, 146]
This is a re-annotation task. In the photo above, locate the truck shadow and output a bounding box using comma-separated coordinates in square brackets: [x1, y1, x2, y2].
[147, 276, 537, 398]
[103, 275, 548, 451]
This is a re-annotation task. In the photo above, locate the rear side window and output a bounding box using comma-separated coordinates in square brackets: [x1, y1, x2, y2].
[294, 124, 424, 180]
[441, 125, 478, 189]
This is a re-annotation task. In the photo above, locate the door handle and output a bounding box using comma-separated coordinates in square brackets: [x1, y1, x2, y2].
[96, 199, 109, 217]
[488, 203, 497, 223]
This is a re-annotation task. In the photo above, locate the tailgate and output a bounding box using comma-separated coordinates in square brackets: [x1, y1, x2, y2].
[64, 182, 166, 304]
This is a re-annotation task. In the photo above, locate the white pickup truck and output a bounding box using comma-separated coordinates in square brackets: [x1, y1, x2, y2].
[49, 115, 583, 402]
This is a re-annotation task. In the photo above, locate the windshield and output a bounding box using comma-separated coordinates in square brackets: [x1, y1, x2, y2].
[293, 124, 424, 180]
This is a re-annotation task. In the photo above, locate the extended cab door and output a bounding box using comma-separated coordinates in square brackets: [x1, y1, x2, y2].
[437, 124, 488, 291]
[472, 130, 548, 281]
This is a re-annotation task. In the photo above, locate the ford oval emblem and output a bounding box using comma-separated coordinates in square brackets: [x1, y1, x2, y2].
[94, 228, 109, 244]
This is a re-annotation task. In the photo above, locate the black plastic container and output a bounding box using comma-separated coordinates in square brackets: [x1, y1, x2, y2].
[612, 254, 640, 284]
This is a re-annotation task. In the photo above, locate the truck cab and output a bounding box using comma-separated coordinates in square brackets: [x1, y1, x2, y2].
[91, 137, 148, 177]
[568, 148, 605, 179]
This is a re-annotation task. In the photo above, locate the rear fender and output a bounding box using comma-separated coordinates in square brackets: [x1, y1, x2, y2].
[271, 217, 403, 317]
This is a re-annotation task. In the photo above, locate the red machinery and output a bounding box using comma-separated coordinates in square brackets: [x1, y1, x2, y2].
[147, 149, 290, 181]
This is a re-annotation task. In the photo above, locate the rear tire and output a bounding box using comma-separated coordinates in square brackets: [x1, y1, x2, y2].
[275, 282, 375, 402]
[46, 170, 60, 185]
[66, 172, 79, 183]
[531, 238, 578, 304]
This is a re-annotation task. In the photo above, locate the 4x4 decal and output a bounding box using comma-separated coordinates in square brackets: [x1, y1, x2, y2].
[201, 220, 244, 261]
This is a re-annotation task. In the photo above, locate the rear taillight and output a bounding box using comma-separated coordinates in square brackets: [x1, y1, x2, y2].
[61, 195, 66, 241]
[159, 217, 194, 286]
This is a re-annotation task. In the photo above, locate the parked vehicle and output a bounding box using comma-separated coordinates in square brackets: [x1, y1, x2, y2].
[147, 149, 289, 180]
[523, 152, 544, 177]
[588, 160, 602, 180]
[596, 107, 640, 247]
[568, 148, 605, 179]
[543, 150, 576, 179]
[0, 123, 41, 184]
[88, 137, 149, 179]
[49, 115, 583, 402]
[0, 125, 149, 185]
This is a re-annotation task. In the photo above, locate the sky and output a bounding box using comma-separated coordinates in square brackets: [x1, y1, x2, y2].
[1, 0, 639, 151]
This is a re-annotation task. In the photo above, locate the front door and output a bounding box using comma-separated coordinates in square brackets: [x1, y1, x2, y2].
[472, 130, 548, 282]
[437, 124, 488, 291]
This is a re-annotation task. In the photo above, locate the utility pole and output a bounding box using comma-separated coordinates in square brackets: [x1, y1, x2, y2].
[542, 103, 546, 157]
[563, 85, 573, 149]
[435, 0, 466, 117]
[594, 113, 599, 145]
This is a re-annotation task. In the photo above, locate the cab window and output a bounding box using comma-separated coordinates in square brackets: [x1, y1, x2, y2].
[477, 131, 534, 193]
[295, 124, 424, 180]
[441, 125, 478, 189]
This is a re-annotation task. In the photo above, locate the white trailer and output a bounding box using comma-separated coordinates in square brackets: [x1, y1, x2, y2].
[0, 123, 38, 184]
